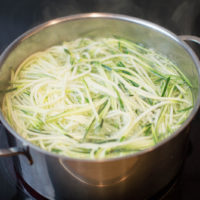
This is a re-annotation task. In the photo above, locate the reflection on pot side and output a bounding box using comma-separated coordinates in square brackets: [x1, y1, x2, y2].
[59, 157, 138, 187]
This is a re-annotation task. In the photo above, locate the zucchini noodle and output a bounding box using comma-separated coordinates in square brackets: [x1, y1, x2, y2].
[2, 37, 193, 159]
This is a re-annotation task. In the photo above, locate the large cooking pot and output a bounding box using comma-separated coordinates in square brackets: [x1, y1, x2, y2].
[0, 13, 200, 200]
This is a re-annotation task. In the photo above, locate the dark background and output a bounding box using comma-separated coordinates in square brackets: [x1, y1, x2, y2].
[1, 0, 200, 199]
[1, 0, 200, 52]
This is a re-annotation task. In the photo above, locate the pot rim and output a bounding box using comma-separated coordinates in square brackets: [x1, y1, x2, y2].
[0, 12, 200, 163]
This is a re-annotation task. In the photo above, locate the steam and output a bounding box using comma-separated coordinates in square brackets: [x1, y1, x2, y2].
[171, 0, 200, 34]
[40, 0, 143, 21]
[40, 0, 200, 35]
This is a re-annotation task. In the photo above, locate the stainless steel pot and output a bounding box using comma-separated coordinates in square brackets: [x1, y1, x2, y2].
[0, 13, 200, 200]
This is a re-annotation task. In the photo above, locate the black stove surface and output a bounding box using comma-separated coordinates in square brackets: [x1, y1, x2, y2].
[1, 0, 200, 199]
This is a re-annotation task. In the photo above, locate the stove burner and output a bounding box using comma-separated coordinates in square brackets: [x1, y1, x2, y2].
[150, 169, 181, 200]
[15, 168, 48, 200]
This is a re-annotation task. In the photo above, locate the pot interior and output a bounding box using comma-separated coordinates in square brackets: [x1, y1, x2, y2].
[0, 13, 199, 132]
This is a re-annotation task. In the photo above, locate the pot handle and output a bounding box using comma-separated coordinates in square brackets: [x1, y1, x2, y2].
[179, 35, 200, 45]
[0, 146, 33, 165]
[0, 123, 33, 164]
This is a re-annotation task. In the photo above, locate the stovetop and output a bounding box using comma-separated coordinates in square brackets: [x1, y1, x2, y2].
[1, 0, 200, 199]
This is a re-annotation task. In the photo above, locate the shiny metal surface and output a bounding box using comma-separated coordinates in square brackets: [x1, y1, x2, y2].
[0, 13, 200, 199]
[0, 123, 32, 164]
[0, 147, 32, 164]
[179, 35, 200, 45]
